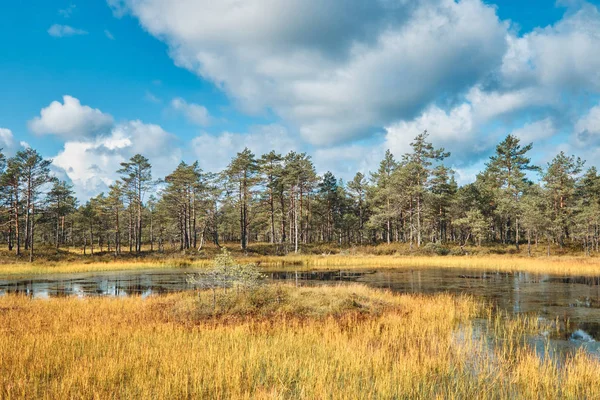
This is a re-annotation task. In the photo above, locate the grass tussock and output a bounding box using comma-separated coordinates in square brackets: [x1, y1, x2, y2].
[0, 284, 599, 399]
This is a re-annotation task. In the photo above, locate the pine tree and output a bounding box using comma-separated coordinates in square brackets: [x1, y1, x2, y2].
[118, 154, 153, 253]
[428, 165, 457, 243]
[369, 150, 398, 244]
[1, 154, 21, 255]
[520, 186, 551, 256]
[106, 182, 125, 255]
[283, 152, 317, 252]
[453, 209, 488, 247]
[482, 134, 539, 250]
[225, 148, 258, 251]
[542, 151, 584, 247]
[258, 151, 284, 244]
[47, 180, 77, 250]
[347, 172, 368, 244]
[13, 148, 53, 261]
[163, 161, 206, 250]
[402, 131, 450, 247]
[318, 171, 339, 243]
[574, 167, 600, 254]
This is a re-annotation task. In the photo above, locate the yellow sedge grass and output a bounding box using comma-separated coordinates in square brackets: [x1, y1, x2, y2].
[2, 253, 600, 277]
[0, 284, 598, 399]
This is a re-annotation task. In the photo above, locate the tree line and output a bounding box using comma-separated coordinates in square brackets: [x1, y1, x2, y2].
[2, 131, 600, 260]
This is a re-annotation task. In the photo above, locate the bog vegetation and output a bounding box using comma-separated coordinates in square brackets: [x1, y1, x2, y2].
[1, 284, 599, 398]
[2, 131, 600, 263]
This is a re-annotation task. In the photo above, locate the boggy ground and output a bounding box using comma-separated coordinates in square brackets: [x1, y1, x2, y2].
[1, 284, 599, 399]
[2, 242, 600, 276]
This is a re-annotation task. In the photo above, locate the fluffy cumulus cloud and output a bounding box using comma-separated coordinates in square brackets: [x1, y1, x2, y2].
[21, 0, 597, 188]
[29, 96, 114, 139]
[501, 5, 600, 92]
[313, 143, 385, 180]
[383, 3, 600, 169]
[382, 85, 562, 172]
[573, 105, 600, 147]
[0, 128, 29, 156]
[535, 103, 600, 171]
[171, 98, 210, 126]
[53, 120, 181, 199]
[104, 0, 600, 178]
[464, 86, 557, 124]
[0, 128, 15, 151]
[109, 0, 507, 145]
[191, 125, 298, 172]
[47, 24, 88, 37]
[385, 103, 475, 159]
[510, 118, 557, 145]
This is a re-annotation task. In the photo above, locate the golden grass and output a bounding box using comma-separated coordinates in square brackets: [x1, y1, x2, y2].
[1, 284, 599, 399]
[259, 254, 600, 276]
[0, 258, 212, 276]
[4, 253, 600, 277]
[3, 240, 600, 277]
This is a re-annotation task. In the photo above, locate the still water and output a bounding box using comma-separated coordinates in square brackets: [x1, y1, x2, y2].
[2, 267, 600, 354]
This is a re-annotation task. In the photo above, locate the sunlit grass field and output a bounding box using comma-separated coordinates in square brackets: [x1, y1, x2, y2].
[1, 284, 598, 399]
[3, 241, 600, 276]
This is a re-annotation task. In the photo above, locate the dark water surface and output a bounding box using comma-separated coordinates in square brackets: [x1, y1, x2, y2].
[2, 267, 600, 355]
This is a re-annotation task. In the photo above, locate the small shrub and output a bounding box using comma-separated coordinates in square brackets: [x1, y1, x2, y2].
[187, 249, 265, 312]
[422, 242, 450, 256]
[450, 248, 467, 256]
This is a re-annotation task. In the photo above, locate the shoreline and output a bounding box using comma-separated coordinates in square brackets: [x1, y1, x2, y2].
[2, 253, 600, 277]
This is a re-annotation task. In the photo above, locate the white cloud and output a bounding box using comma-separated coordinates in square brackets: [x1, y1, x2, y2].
[533, 103, 600, 173]
[108, 0, 600, 180]
[510, 118, 557, 144]
[465, 86, 556, 124]
[574, 105, 600, 147]
[58, 5, 76, 18]
[313, 143, 384, 181]
[0, 129, 33, 156]
[75, 1, 600, 186]
[385, 102, 480, 161]
[53, 120, 181, 199]
[379, 4, 600, 168]
[0, 128, 15, 151]
[145, 91, 161, 103]
[171, 98, 210, 126]
[110, 0, 507, 145]
[29, 95, 114, 139]
[453, 160, 487, 185]
[384, 110, 559, 183]
[47, 24, 88, 37]
[104, 29, 115, 40]
[382, 83, 559, 167]
[191, 125, 298, 172]
[501, 5, 600, 92]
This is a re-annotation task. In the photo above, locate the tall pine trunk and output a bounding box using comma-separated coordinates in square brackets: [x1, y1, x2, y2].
[29, 203, 34, 262]
[14, 189, 20, 256]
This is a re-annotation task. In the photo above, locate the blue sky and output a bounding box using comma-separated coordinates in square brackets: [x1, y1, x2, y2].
[1, 0, 600, 198]
[0, 0, 269, 152]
